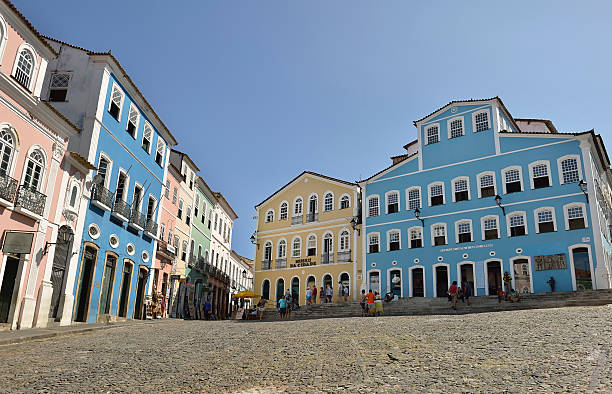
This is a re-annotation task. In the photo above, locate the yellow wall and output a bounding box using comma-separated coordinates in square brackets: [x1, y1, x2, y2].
[253, 173, 362, 306]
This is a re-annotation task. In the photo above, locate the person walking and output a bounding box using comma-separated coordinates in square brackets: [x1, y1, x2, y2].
[449, 281, 458, 310]
[306, 287, 312, 306]
[343, 284, 349, 302]
[257, 298, 266, 321]
[463, 281, 472, 306]
[374, 292, 383, 316]
[326, 284, 333, 303]
[367, 289, 375, 316]
[278, 296, 287, 319]
[360, 290, 367, 316]
[312, 285, 317, 304]
[320, 286, 325, 304]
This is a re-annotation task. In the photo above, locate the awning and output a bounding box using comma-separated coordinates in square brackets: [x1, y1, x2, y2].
[232, 290, 260, 299]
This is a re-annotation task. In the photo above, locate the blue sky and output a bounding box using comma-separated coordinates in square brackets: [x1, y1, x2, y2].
[18, 0, 612, 257]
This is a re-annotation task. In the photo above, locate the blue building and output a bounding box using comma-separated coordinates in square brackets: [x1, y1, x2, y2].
[42, 38, 177, 322]
[360, 97, 612, 299]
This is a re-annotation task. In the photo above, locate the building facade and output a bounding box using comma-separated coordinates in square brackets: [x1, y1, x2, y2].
[0, 2, 89, 330]
[229, 250, 254, 311]
[43, 38, 177, 323]
[361, 98, 612, 299]
[253, 171, 362, 307]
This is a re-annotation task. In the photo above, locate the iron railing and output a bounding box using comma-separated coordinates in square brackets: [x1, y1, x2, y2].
[129, 209, 146, 229]
[112, 199, 131, 220]
[291, 215, 302, 225]
[337, 250, 351, 262]
[15, 185, 46, 216]
[275, 258, 286, 269]
[145, 219, 158, 237]
[13, 69, 31, 90]
[261, 260, 271, 270]
[306, 212, 318, 223]
[91, 185, 113, 209]
[0, 173, 18, 203]
[321, 252, 334, 264]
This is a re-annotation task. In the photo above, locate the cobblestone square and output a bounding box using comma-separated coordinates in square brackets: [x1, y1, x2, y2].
[1, 306, 610, 393]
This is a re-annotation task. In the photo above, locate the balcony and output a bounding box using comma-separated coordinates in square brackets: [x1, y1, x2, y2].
[261, 260, 271, 270]
[91, 185, 112, 211]
[275, 258, 286, 269]
[14, 185, 46, 220]
[111, 199, 131, 222]
[144, 219, 158, 238]
[337, 250, 351, 263]
[291, 215, 302, 225]
[0, 173, 17, 207]
[321, 252, 334, 265]
[128, 209, 145, 231]
[306, 212, 318, 223]
[188, 253, 197, 268]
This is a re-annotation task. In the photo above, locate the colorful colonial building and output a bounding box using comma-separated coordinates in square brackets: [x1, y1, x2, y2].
[253, 171, 362, 307]
[360, 98, 612, 299]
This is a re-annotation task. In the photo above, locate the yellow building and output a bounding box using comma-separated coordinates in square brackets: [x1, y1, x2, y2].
[253, 171, 362, 307]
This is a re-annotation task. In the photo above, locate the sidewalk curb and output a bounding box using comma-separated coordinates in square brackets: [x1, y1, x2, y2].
[0, 323, 131, 346]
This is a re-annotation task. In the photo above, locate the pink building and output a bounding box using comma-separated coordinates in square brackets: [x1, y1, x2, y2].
[0, 1, 91, 330]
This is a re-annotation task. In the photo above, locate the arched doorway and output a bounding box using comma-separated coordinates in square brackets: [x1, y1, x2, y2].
[75, 244, 99, 322]
[98, 252, 117, 317]
[261, 279, 270, 300]
[134, 266, 148, 320]
[323, 274, 332, 290]
[339, 272, 350, 298]
[389, 269, 401, 297]
[434, 265, 449, 297]
[459, 263, 475, 292]
[306, 275, 316, 289]
[411, 267, 424, 297]
[117, 260, 133, 318]
[572, 247, 592, 290]
[368, 271, 380, 294]
[512, 258, 531, 293]
[276, 278, 285, 302]
[49, 225, 74, 319]
[291, 277, 299, 298]
[486, 260, 502, 295]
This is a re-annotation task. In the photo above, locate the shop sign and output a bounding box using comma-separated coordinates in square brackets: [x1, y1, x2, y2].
[2, 231, 34, 254]
[534, 254, 567, 271]
[290, 257, 317, 268]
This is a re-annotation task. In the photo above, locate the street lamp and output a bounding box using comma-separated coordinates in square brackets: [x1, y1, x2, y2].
[578, 180, 589, 203]
[44, 229, 74, 255]
[350, 217, 360, 235]
[414, 208, 425, 227]
[494, 195, 506, 216]
[250, 233, 259, 250]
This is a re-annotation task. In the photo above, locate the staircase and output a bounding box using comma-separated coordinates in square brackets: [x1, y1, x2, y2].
[259, 289, 612, 321]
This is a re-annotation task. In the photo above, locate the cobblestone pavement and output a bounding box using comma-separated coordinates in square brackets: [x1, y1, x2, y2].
[1, 306, 610, 393]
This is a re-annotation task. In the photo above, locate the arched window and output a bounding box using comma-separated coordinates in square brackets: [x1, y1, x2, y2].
[340, 195, 350, 209]
[23, 149, 45, 190]
[339, 230, 350, 251]
[278, 240, 286, 258]
[263, 241, 272, 261]
[262, 279, 270, 300]
[69, 185, 78, 207]
[265, 209, 274, 223]
[292, 237, 301, 257]
[14, 48, 34, 89]
[279, 202, 288, 220]
[307, 235, 316, 256]
[324, 193, 333, 211]
[294, 198, 303, 216]
[0, 127, 15, 175]
[322, 233, 333, 263]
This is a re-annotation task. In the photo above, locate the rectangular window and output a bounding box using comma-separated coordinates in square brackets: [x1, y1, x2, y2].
[475, 112, 489, 132]
[142, 122, 153, 153]
[430, 184, 444, 206]
[389, 232, 400, 251]
[48, 73, 70, 102]
[450, 119, 463, 138]
[164, 180, 170, 199]
[484, 218, 498, 240]
[454, 179, 469, 202]
[387, 193, 399, 214]
[480, 174, 495, 198]
[368, 197, 379, 217]
[505, 169, 521, 193]
[532, 164, 550, 189]
[568, 206, 585, 229]
[155, 138, 165, 166]
[427, 125, 439, 145]
[457, 222, 471, 243]
[109, 85, 123, 121]
[172, 187, 177, 204]
[409, 229, 422, 248]
[368, 235, 379, 253]
[146, 197, 155, 222]
[127, 104, 139, 138]
[561, 158, 580, 184]
[177, 201, 183, 219]
[433, 225, 446, 246]
[408, 188, 420, 210]
[510, 215, 526, 237]
[537, 210, 555, 233]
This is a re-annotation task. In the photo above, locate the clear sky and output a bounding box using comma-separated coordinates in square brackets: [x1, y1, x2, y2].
[17, 0, 612, 258]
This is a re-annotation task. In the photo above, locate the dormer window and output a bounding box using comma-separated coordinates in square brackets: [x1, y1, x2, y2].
[108, 84, 124, 121]
[474, 111, 489, 132]
[426, 125, 440, 145]
[48, 73, 70, 102]
[449, 118, 464, 139]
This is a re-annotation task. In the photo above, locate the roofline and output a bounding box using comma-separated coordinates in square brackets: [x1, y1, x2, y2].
[171, 149, 200, 172]
[196, 176, 217, 203]
[402, 139, 417, 150]
[2, 1, 58, 57]
[359, 152, 418, 183]
[214, 192, 238, 219]
[254, 171, 357, 209]
[514, 118, 559, 134]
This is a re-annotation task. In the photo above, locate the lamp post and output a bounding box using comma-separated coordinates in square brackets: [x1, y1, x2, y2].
[43, 229, 74, 255]
[578, 180, 589, 203]
[494, 194, 506, 216]
[414, 208, 425, 227]
[250, 233, 259, 250]
[350, 217, 360, 235]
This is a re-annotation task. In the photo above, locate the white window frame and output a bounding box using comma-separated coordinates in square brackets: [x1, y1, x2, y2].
[338, 229, 350, 251]
[563, 202, 589, 230]
[480, 214, 500, 240]
[265, 209, 274, 223]
[501, 165, 524, 194]
[97, 152, 113, 188]
[368, 232, 380, 253]
[142, 121, 153, 154]
[277, 239, 287, 259]
[323, 191, 334, 212]
[430, 222, 447, 246]
[178, 199, 184, 219]
[428, 181, 445, 206]
[132, 182, 144, 212]
[308, 193, 318, 213]
[291, 236, 302, 258]
[279, 201, 289, 220]
[114, 168, 129, 202]
[339, 193, 351, 209]
[293, 196, 303, 216]
[126, 103, 140, 139]
[447, 116, 464, 139]
[472, 109, 490, 133]
[11, 43, 38, 92]
[405, 186, 422, 210]
[476, 171, 497, 198]
[263, 241, 273, 261]
[424, 123, 440, 145]
[528, 160, 552, 189]
[386, 229, 402, 251]
[506, 211, 528, 237]
[385, 190, 400, 214]
[533, 206, 557, 233]
[455, 219, 473, 243]
[557, 154, 583, 185]
[451, 176, 471, 202]
[306, 233, 317, 255]
[155, 137, 166, 166]
[107, 82, 124, 120]
[367, 194, 380, 217]
[0, 14, 8, 66]
[407, 226, 423, 249]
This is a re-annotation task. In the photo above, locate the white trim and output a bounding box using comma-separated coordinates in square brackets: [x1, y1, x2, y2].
[501, 165, 524, 194]
[367, 269, 382, 294]
[506, 210, 528, 237]
[424, 122, 441, 145]
[408, 265, 426, 297]
[126, 102, 140, 139]
[0, 12, 8, 65]
[307, 193, 319, 213]
[533, 206, 557, 233]
[322, 231, 334, 254]
[107, 82, 124, 120]
[451, 175, 471, 202]
[430, 222, 447, 246]
[432, 262, 450, 297]
[21, 145, 47, 192]
[367, 231, 380, 254]
[455, 219, 473, 243]
[386, 228, 402, 251]
[480, 214, 500, 240]
[568, 243, 596, 291]
[557, 154, 583, 185]
[290, 235, 302, 258]
[338, 228, 351, 252]
[11, 43, 38, 92]
[456, 261, 478, 296]
[387, 267, 403, 298]
[131, 182, 144, 212]
[338, 193, 351, 209]
[276, 238, 287, 259]
[528, 160, 552, 189]
[279, 200, 289, 221]
[562, 202, 588, 230]
[421, 103, 490, 127]
[509, 256, 534, 294]
[405, 186, 422, 210]
[265, 209, 275, 223]
[290, 275, 301, 300]
[306, 233, 318, 256]
[323, 190, 334, 212]
[293, 195, 303, 216]
[366, 194, 380, 217]
[476, 170, 497, 198]
[274, 277, 285, 301]
[484, 258, 503, 296]
[406, 226, 423, 249]
[471, 109, 490, 133]
[0, 123, 18, 178]
[427, 181, 445, 206]
[384, 190, 400, 214]
[447, 116, 465, 139]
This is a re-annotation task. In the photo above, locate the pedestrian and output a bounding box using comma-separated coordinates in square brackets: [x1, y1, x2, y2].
[326, 284, 333, 303]
[509, 288, 522, 303]
[204, 297, 212, 320]
[257, 298, 266, 321]
[343, 284, 349, 302]
[312, 285, 317, 304]
[360, 289, 367, 316]
[306, 287, 312, 306]
[448, 281, 458, 310]
[320, 286, 325, 304]
[458, 286, 465, 303]
[374, 291, 383, 316]
[278, 296, 287, 319]
[463, 281, 472, 306]
[503, 271, 512, 299]
[497, 287, 505, 303]
[286, 295, 293, 318]
[367, 289, 375, 316]
[547, 276, 556, 292]
[292, 289, 299, 310]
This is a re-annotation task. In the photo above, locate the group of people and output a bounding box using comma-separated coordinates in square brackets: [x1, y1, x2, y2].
[277, 288, 301, 319]
[447, 281, 473, 310]
[359, 289, 383, 316]
[304, 283, 350, 306]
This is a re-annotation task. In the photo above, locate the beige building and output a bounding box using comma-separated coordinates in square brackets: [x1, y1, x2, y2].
[253, 172, 362, 306]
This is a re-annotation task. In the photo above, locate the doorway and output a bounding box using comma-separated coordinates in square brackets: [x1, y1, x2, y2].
[390, 269, 401, 297]
[487, 261, 502, 295]
[460, 264, 475, 291]
[75, 245, 98, 322]
[411, 268, 424, 297]
[323, 274, 332, 292]
[435, 266, 448, 297]
[339, 273, 350, 297]
[133, 267, 148, 320]
[49, 226, 74, 319]
[98, 253, 117, 316]
[0, 256, 20, 323]
[572, 247, 592, 290]
[117, 261, 133, 317]
[512, 259, 531, 293]
[368, 271, 380, 294]
[291, 277, 299, 298]
[276, 278, 285, 302]
[261, 279, 270, 300]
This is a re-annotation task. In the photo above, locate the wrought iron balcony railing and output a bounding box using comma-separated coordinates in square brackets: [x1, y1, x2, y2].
[111, 199, 131, 221]
[291, 215, 302, 225]
[15, 185, 46, 217]
[275, 258, 286, 269]
[188, 253, 196, 268]
[91, 185, 113, 211]
[129, 208, 146, 230]
[321, 252, 334, 264]
[337, 250, 351, 262]
[144, 219, 158, 238]
[0, 172, 18, 204]
[306, 212, 318, 223]
[261, 260, 271, 270]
